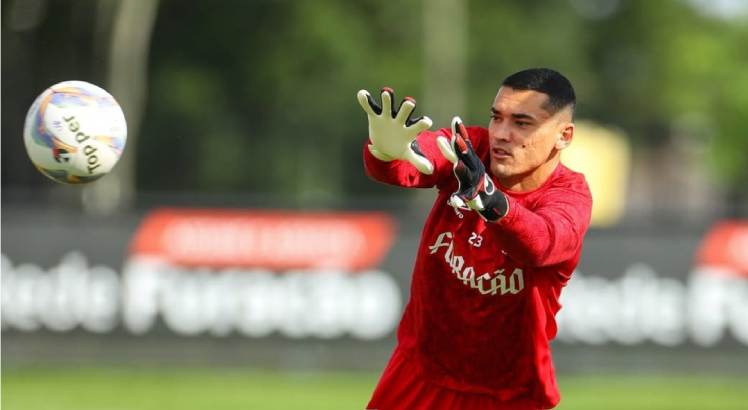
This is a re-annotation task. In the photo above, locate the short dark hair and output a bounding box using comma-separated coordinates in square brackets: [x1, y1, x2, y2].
[501, 68, 576, 116]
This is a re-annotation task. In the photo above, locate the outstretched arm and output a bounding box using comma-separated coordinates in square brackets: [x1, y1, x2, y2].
[492, 188, 592, 267]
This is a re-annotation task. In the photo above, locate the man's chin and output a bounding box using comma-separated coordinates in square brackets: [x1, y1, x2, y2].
[490, 164, 513, 179]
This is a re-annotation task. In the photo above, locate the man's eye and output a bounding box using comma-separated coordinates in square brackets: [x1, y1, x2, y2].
[515, 121, 530, 127]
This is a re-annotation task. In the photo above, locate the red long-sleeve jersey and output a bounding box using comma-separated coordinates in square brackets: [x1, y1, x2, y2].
[364, 126, 592, 409]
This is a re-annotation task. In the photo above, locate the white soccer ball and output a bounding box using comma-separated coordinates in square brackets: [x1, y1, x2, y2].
[23, 80, 127, 184]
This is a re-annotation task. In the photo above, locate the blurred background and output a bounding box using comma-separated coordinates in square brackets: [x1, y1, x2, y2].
[2, 0, 747, 409]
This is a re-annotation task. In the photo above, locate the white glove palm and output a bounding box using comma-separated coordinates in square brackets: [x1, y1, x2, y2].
[436, 116, 509, 221]
[357, 87, 434, 174]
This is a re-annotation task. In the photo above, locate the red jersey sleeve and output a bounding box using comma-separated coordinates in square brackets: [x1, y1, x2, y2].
[363, 126, 489, 190]
[490, 168, 592, 268]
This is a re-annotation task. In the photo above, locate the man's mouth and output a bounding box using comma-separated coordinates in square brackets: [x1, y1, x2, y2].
[491, 147, 512, 159]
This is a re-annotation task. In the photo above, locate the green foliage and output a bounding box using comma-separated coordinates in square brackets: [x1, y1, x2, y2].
[139, 0, 426, 201]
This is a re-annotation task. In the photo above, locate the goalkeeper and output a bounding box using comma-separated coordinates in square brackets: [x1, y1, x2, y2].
[359, 68, 592, 410]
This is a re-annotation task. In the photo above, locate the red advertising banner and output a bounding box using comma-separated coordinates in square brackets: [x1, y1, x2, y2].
[696, 220, 748, 277]
[130, 208, 396, 271]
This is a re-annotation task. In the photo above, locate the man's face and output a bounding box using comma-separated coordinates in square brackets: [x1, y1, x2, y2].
[487, 87, 573, 183]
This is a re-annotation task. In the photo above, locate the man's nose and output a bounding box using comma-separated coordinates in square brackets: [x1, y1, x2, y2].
[490, 124, 511, 142]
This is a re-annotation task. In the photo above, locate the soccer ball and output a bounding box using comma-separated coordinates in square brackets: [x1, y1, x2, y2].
[23, 80, 127, 184]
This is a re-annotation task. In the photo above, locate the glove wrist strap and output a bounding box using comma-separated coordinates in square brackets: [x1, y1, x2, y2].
[477, 178, 509, 222]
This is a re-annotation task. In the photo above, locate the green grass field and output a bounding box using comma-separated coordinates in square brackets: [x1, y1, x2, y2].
[2, 367, 747, 410]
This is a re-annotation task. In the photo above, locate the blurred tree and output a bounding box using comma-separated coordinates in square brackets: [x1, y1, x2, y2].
[139, 0, 425, 206]
[82, 0, 159, 215]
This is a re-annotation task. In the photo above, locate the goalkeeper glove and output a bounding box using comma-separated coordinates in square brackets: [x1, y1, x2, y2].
[357, 87, 435, 174]
[436, 117, 509, 222]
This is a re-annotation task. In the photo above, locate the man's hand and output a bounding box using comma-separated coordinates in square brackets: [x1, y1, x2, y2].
[357, 87, 434, 175]
[437, 117, 509, 221]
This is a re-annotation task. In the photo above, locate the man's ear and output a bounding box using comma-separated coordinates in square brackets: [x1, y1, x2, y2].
[555, 123, 574, 150]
